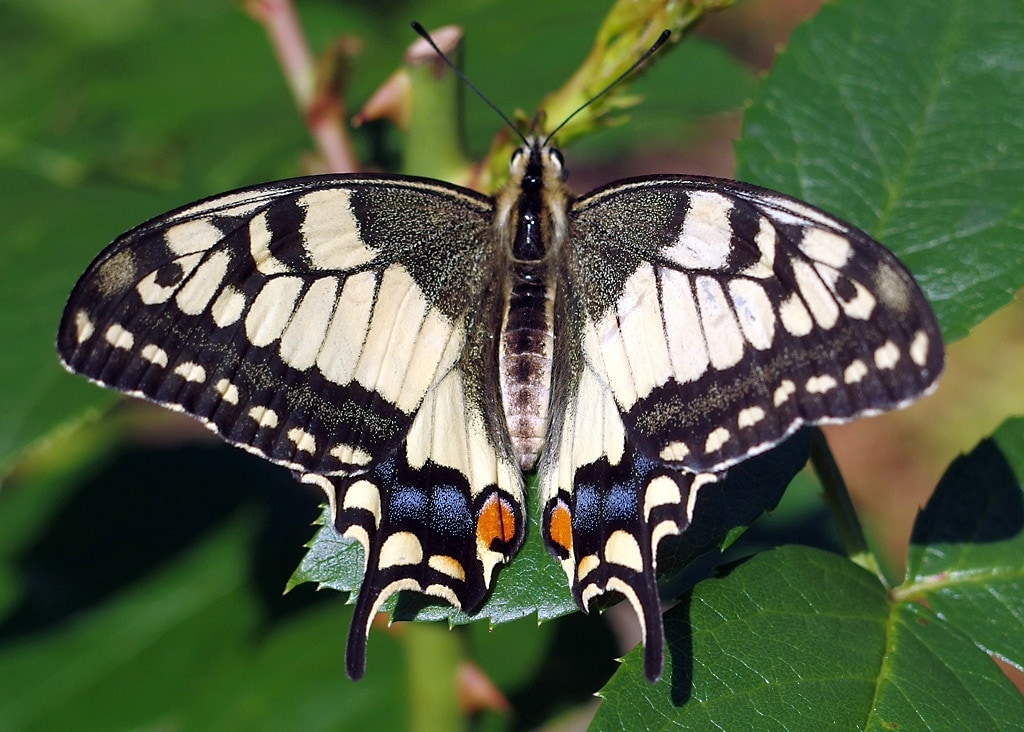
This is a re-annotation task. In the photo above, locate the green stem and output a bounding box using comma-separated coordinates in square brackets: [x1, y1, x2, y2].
[539, 0, 738, 147]
[808, 428, 889, 586]
[404, 622, 465, 732]
[403, 28, 473, 182]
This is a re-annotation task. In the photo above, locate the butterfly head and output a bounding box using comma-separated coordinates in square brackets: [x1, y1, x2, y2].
[508, 137, 568, 192]
[496, 137, 573, 262]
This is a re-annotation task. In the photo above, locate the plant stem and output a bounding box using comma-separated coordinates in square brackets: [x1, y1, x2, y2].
[402, 26, 473, 182]
[241, 0, 357, 172]
[808, 428, 888, 586]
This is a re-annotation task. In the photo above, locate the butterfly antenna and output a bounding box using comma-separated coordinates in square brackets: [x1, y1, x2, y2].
[411, 21, 529, 146]
[543, 29, 671, 146]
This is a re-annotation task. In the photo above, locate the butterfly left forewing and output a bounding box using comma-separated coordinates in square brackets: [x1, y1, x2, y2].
[59, 176, 496, 474]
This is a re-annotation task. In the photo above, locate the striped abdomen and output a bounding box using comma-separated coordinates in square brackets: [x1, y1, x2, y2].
[499, 263, 555, 470]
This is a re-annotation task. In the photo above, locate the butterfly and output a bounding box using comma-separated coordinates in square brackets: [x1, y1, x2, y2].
[56, 34, 943, 683]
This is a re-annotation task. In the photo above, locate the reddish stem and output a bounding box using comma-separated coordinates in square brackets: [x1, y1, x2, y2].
[243, 0, 357, 172]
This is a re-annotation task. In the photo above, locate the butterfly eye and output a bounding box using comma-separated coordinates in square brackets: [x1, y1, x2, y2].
[509, 147, 526, 171]
[548, 148, 565, 172]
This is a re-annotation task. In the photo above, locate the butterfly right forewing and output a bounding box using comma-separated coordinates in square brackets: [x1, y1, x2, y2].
[568, 175, 942, 475]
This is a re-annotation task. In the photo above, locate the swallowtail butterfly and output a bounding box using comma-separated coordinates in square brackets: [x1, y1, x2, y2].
[57, 37, 943, 683]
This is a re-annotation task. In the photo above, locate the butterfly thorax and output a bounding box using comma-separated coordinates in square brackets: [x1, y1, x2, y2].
[496, 141, 569, 470]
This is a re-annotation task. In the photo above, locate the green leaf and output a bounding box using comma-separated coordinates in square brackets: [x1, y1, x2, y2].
[901, 418, 1024, 675]
[594, 420, 1024, 727]
[595, 545, 1024, 728]
[872, 603, 1019, 730]
[736, 0, 1024, 342]
[594, 547, 891, 729]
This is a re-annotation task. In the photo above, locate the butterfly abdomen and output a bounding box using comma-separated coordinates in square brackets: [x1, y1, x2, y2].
[493, 141, 569, 470]
[499, 264, 555, 469]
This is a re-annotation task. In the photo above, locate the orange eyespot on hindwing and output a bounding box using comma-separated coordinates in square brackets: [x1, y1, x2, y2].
[543, 497, 574, 559]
